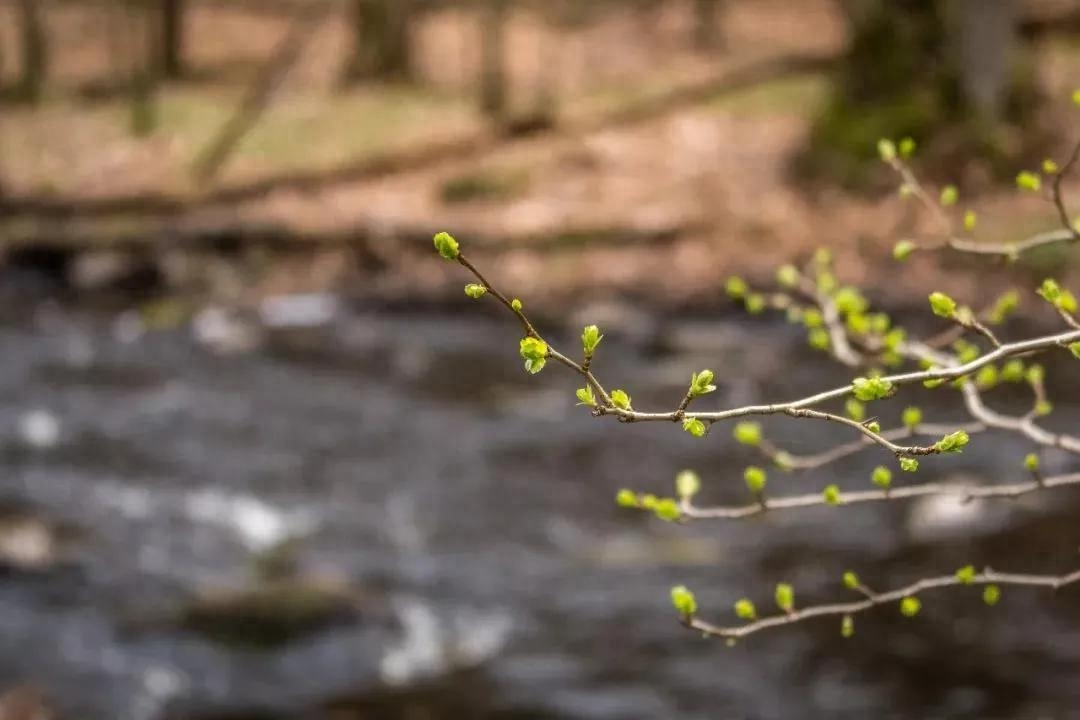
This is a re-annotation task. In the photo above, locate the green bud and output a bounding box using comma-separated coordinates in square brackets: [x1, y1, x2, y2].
[975, 365, 998, 389]
[1024, 453, 1039, 472]
[928, 292, 957, 319]
[774, 583, 795, 612]
[581, 325, 603, 357]
[725, 277, 748, 299]
[1001, 359, 1025, 382]
[902, 406, 922, 429]
[845, 398, 866, 422]
[640, 494, 659, 510]
[934, 430, 970, 454]
[744, 294, 766, 314]
[519, 337, 549, 374]
[744, 466, 767, 494]
[869, 313, 891, 334]
[433, 231, 460, 260]
[898, 137, 916, 158]
[1043, 158, 1060, 175]
[841, 614, 855, 638]
[899, 457, 919, 473]
[689, 369, 717, 397]
[1069, 342, 1080, 360]
[842, 571, 860, 590]
[734, 598, 757, 621]
[1016, 171, 1042, 192]
[511, 298, 523, 312]
[884, 327, 906, 351]
[776, 265, 800, 288]
[834, 287, 868, 315]
[802, 308, 824, 328]
[939, 185, 958, 206]
[871, 466, 892, 490]
[963, 210, 977, 232]
[464, 283, 486, 299]
[851, 376, 894, 401]
[955, 565, 976, 585]
[654, 498, 682, 521]
[899, 596, 921, 617]
[733, 421, 762, 446]
[988, 290, 1019, 324]
[682, 417, 707, 438]
[616, 489, 639, 508]
[808, 328, 830, 351]
[1074, 88, 1080, 106]
[865, 421, 881, 434]
[1037, 278, 1062, 303]
[1026, 364, 1045, 385]
[675, 470, 701, 500]
[576, 386, 596, 407]
[823, 484, 842, 505]
[610, 389, 631, 410]
[671, 585, 698, 616]
[877, 138, 897, 162]
[774, 452, 794, 471]
[983, 584, 1001, 606]
[1035, 400, 1053, 417]
[923, 378, 945, 389]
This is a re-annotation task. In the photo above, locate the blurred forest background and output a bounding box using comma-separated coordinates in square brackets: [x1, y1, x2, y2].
[0, 1, 1080, 719]
[0, 0, 1078, 311]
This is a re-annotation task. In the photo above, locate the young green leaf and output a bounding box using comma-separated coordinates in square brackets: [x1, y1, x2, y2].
[581, 325, 603, 357]
[519, 337, 549, 374]
[775, 583, 795, 612]
[1016, 171, 1042, 192]
[871, 466, 892, 490]
[899, 457, 919, 473]
[928, 292, 957, 319]
[734, 598, 757, 621]
[689, 370, 717, 397]
[733, 422, 762, 446]
[671, 585, 698, 617]
[433, 231, 460, 260]
[955, 565, 976, 585]
[842, 571, 860, 590]
[576, 386, 596, 407]
[610, 389, 631, 410]
[675, 470, 701, 500]
[823, 484, 842, 505]
[682, 417, 707, 438]
[744, 466, 767, 494]
[464, 283, 487, 299]
[934, 430, 970, 454]
[983, 585, 1001, 606]
[851, 376, 894, 401]
[899, 596, 921, 617]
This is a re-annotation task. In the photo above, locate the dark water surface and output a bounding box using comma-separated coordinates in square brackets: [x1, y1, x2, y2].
[0, 304, 1078, 719]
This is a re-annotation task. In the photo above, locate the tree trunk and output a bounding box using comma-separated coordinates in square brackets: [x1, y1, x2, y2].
[129, 0, 160, 137]
[16, 0, 48, 103]
[693, 0, 724, 52]
[343, 0, 415, 83]
[479, 0, 508, 122]
[955, 0, 1017, 123]
[161, 0, 185, 79]
[798, 0, 1032, 188]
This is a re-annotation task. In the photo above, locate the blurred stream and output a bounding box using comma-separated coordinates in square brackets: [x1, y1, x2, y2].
[0, 303, 1078, 720]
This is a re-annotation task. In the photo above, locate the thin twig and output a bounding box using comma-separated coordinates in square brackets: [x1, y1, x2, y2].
[687, 567, 1080, 640]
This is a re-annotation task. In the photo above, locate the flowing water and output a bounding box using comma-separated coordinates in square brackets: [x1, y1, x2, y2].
[0, 301, 1078, 719]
